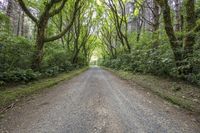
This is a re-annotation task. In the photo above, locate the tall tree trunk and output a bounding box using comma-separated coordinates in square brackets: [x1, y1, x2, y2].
[156, 0, 182, 68]
[180, 14, 184, 32]
[17, 11, 21, 36]
[31, 22, 47, 70]
[72, 36, 79, 64]
[6, 0, 13, 17]
[6, 0, 13, 31]
[174, 0, 183, 55]
[21, 12, 25, 36]
[184, 0, 196, 55]
[72, 50, 79, 64]
[182, 0, 196, 74]
[152, 0, 160, 48]
[174, 0, 181, 32]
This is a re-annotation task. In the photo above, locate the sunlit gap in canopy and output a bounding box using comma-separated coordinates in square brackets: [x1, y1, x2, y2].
[90, 47, 102, 67]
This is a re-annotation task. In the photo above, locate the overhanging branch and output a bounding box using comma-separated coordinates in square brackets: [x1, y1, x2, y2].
[49, 0, 68, 17]
[44, 0, 81, 42]
[17, 0, 38, 24]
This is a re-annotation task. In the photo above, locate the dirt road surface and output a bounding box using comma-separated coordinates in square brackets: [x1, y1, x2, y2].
[0, 67, 199, 133]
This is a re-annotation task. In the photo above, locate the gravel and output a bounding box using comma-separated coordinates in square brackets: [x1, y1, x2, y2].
[0, 67, 199, 133]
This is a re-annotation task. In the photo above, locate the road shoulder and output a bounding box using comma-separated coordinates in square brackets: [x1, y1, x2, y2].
[0, 67, 89, 114]
[103, 67, 200, 122]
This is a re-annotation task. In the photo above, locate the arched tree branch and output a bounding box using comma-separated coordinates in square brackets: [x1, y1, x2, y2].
[17, 0, 38, 24]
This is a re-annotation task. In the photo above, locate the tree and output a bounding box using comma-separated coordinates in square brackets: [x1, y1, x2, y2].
[6, 0, 13, 17]
[151, 0, 160, 48]
[184, 0, 196, 56]
[99, 15, 118, 59]
[174, 0, 183, 32]
[104, 0, 131, 53]
[71, 2, 95, 64]
[155, 0, 198, 74]
[17, 0, 82, 70]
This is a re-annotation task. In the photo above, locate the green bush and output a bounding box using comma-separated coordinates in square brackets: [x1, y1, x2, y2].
[0, 69, 41, 83]
[0, 34, 34, 71]
[0, 12, 10, 33]
[42, 66, 60, 77]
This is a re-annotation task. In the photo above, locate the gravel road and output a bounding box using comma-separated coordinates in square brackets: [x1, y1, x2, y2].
[0, 67, 199, 133]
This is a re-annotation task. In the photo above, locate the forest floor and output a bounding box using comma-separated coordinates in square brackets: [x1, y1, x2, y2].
[0, 67, 199, 133]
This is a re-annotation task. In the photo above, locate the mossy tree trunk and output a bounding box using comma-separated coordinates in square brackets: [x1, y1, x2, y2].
[184, 0, 196, 56]
[156, 0, 182, 67]
[152, 0, 160, 48]
[156, 0, 198, 75]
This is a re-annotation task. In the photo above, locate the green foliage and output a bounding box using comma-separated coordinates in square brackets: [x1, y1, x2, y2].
[0, 34, 85, 85]
[0, 32, 38, 84]
[100, 32, 200, 85]
[42, 44, 74, 72]
[0, 12, 10, 33]
[0, 34, 34, 71]
[0, 69, 41, 83]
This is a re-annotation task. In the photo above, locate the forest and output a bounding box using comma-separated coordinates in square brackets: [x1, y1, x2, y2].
[0, 0, 200, 86]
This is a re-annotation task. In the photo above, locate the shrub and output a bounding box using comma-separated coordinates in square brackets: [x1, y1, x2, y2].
[0, 34, 34, 71]
[0, 69, 41, 83]
[41, 66, 60, 77]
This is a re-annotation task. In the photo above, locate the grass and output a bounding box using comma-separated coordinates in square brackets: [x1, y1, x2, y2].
[105, 67, 200, 113]
[0, 67, 89, 109]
